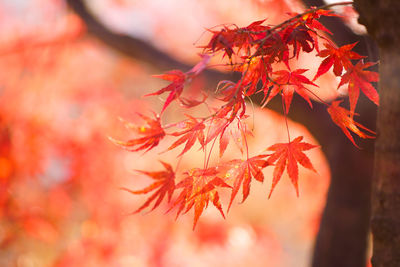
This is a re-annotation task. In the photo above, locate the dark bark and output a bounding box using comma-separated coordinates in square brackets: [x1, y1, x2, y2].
[354, 1, 400, 266]
[371, 44, 400, 267]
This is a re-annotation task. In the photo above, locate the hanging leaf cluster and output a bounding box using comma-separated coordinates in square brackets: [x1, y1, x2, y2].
[112, 3, 379, 229]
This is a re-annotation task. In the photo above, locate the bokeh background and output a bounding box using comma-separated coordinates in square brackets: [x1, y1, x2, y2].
[0, 0, 364, 266]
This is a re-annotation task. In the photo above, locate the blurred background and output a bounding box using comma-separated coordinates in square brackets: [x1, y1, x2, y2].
[0, 0, 364, 266]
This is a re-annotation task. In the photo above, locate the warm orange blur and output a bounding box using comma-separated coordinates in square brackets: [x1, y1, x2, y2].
[0, 1, 330, 266]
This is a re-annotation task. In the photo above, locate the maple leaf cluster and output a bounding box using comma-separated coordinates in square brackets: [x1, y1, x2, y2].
[113, 4, 379, 229]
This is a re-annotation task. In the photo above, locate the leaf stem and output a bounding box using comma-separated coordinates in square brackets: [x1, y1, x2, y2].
[282, 95, 291, 142]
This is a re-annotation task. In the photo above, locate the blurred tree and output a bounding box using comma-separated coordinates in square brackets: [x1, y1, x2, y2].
[354, 1, 400, 266]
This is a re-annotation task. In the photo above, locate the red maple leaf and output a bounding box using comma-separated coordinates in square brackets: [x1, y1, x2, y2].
[145, 70, 186, 113]
[169, 167, 231, 229]
[204, 102, 248, 150]
[265, 69, 317, 113]
[256, 33, 289, 65]
[338, 60, 379, 115]
[146, 55, 209, 113]
[266, 136, 317, 198]
[204, 116, 229, 147]
[167, 114, 205, 156]
[203, 27, 235, 59]
[235, 56, 271, 96]
[314, 42, 364, 80]
[283, 25, 314, 58]
[219, 118, 252, 158]
[327, 100, 375, 147]
[202, 20, 269, 59]
[300, 8, 339, 34]
[110, 113, 165, 152]
[210, 80, 247, 121]
[121, 161, 175, 213]
[224, 155, 270, 209]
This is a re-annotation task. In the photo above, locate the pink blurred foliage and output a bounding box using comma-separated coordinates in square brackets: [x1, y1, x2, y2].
[0, 0, 331, 266]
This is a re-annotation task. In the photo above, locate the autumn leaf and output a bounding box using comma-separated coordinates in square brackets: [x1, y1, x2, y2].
[145, 55, 209, 113]
[167, 114, 205, 156]
[314, 42, 364, 80]
[327, 100, 375, 147]
[204, 116, 230, 148]
[266, 136, 317, 198]
[265, 69, 317, 113]
[235, 56, 271, 96]
[301, 8, 339, 34]
[211, 80, 247, 121]
[169, 167, 231, 229]
[338, 60, 379, 115]
[283, 25, 314, 58]
[224, 155, 270, 209]
[203, 27, 235, 59]
[110, 113, 165, 152]
[145, 70, 186, 113]
[121, 161, 175, 213]
[216, 80, 242, 103]
[219, 118, 252, 158]
[202, 20, 269, 59]
[257, 33, 289, 65]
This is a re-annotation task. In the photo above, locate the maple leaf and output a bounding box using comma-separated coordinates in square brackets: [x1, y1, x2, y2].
[169, 167, 231, 229]
[121, 161, 175, 213]
[301, 8, 339, 34]
[338, 60, 379, 115]
[145, 55, 209, 113]
[214, 80, 247, 120]
[204, 116, 230, 147]
[266, 136, 317, 198]
[204, 105, 247, 152]
[235, 56, 271, 96]
[202, 21, 269, 59]
[203, 27, 235, 59]
[223, 155, 270, 209]
[219, 118, 252, 158]
[283, 25, 314, 58]
[236, 19, 270, 52]
[145, 70, 186, 113]
[257, 33, 289, 65]
[216, 80, 242, 102]
[265, 69, 317, 113]
[167, 114, 205, 156]
[327, 100, 375, 147]
[110, 113, 165, 152]
[314, 42, 364, 80]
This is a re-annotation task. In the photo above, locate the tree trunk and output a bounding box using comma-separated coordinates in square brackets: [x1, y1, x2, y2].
[354, 0, 400, 266]
[371, 42, 400, 267]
